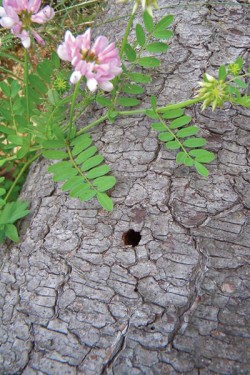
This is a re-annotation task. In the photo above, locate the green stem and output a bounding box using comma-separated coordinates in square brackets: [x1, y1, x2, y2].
[67, 80, 81, 140]
[119, 11, 136, 58]
[76, 113, 109, 136]
[117, 97, 202, 116]
[75, 98, 202, 136]
[24, 49, 30, 125]
[4, 152, 42, 203]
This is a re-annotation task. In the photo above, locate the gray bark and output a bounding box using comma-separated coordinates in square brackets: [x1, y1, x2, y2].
[1, 1, 250, 374]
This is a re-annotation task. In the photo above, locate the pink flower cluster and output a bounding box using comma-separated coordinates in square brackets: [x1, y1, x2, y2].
[57, 29, 122, 92]
[0, 0, 54, 48]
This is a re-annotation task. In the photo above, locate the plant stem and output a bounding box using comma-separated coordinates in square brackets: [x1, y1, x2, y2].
[24, 49, 30, 126]
[117, 97, 202, 116]
[4, 152, 42, 203]
[75, 98, 202, 136]
[76, 113, 109, 136]
[119, 11, 136, 58]
[67, 80, 81, 140]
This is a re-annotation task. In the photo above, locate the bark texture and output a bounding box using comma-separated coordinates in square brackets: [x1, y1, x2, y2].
[0, 1, 250, 374]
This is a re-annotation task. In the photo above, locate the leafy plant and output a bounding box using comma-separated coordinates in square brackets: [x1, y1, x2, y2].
[0, 1, 249, 243]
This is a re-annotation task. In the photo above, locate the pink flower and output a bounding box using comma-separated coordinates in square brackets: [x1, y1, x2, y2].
[57, 29, 122, 92]
[0, 0, 55, 48]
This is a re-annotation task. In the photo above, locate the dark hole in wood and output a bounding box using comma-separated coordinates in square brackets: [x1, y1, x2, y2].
[122, 229, 141, 247]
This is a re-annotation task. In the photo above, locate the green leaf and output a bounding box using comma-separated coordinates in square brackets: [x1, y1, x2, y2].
[117, 97, 140, 107]
[78, 189, 96, 201]
[75, 146, 97, 164]
[189, 149, 215, 163]
[124, 43, 136, 62]
[195, 161, 209, 177]
[42, 140, 66, 149]
[235, 57, 243, 69]
[0, 81, 11, 97]
[183, 157, 194, 166]
[161, 109, 184, 119]
[123, 84, 144, 95]
[69, 183, 90, 198]
[146, 42, 169, 53]
[151, 122, 166, 132]
[36, 59, 53, 83]
[175, 152, 194, 166]
[151, 95, 157, 111]
[234, 78, 247, 89]
[218, 65, 227, 81]
[165, 141, 180, 150]
[53, 168, 78, 182]
[72, 138, 92, 155]
[93, 176, 116, 192]
[70, 133, 91, 147]
[176, 151, 187, 164]
[158, 132, 174, 142]
[16, 140, 30, 159]
[48, 161, 73, 173]
[5, 223, 19, 242]
[10, 80, 21, 98]
[0, 159, 7, 168]
[48, 89, 60, 106]
[61, 176, 84, 191]
[81, 155, 104, 172]
[153, 30, 173, 40]
[43, 150, 67, 159]
[169, 115, 192, 129]
[234, 96, 250, 108]
[128, 72, 151, 84]
[51, 51, 60, 69]
[7, 135, 23, 145]
[97, 192, 113, 211]
[143, 11, 154, 32]
[86, 165, 111, 179]
[155, 15, 174, 31]
[0, 124, 15, 135]
[29, 74, 47, 94]
[136, 24, 145, 46]
[0, 188, 6, 196]
[176, 126, 199, 138]
[96, 96, 113, 108]
[138, 57, 160, 68]
[0, 200, 29, 225]
[183, 138, 207, 148]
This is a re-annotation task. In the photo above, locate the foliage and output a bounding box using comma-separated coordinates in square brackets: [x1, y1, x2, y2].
[0, 3, 249, 243]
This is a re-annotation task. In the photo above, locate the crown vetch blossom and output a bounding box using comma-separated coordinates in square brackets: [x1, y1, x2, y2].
[57, 29, 122, 92]
[195, 73, 229, 111]
[0, 0, 55, 48]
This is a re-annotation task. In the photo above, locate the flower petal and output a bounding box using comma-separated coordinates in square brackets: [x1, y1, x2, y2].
[28, 0, 41, 13]
[0, 7, 6, 17]
[0, 15, 16, 27]
[70, 71, 82, 84]
[31, 5, 54, 23]
[99, 81, 113, 92]
[32, 29, 45, 45]
[87, 78, 98, 92]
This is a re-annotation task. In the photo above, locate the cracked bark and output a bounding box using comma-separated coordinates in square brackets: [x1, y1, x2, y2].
[0, 1, 250, 374]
